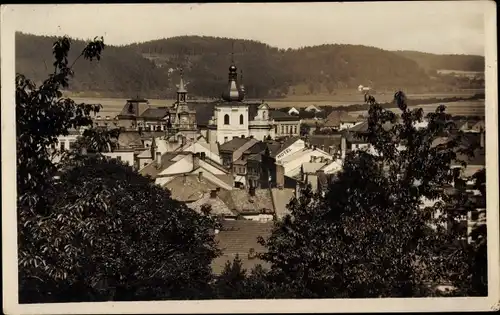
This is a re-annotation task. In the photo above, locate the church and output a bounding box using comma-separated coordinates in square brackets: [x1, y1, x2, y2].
[114, 59, 300, 145]
[205, 62, 275, 144]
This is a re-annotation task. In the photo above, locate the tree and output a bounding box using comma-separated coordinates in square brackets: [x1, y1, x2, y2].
[258, 91, 476, 298]
[20, 155, 220, 302]
[73, 127, 121, 153]
[17, 36, 106, 300]
[447, 167, 487, 296]
[300, 124, 311, 136]
[213, 255, 247, 299]
[17, 36, 220, 302]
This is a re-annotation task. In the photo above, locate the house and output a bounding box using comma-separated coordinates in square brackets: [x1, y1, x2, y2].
[219, 137, 259, 170]
[304, 104, 322, 113]
[212, 220, 273, 275]
[163, 173, 221, 203]
[218, 187, 275, 222]
[174, 135, 222, 164]
[139, 150, 234, 190]
[270, 188, 296, 220]
[274, 137, 306, 162]
[287, 107, 300, 116]
[324, 110, 364, 130]
[187, 189, 237, 219]
[305, 134, 343, 156]
[269, 110, 301, 138]
[469, 120, 485, 133]
[279, 145, 334, 179]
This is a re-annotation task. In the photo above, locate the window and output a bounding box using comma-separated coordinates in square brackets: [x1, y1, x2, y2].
[69, 141, 76, 150]
[224, 136, 228, 143]
[50, 143, 56, 150]
[294, 126, 297, 134]
[233, 136, 238, 139]
[117, 156, 122, 161]
[239, 114, 244, 125]
[281, 126, 284, 134]
[224, 114, 230, 125]
[60, 142, 66, 150]
[285, 125, 289, 134]
[263, 111, 267, 120]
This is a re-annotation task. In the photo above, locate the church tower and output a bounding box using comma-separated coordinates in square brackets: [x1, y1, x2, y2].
[168, 69, 198, 142]
[209, 49, 250, 144]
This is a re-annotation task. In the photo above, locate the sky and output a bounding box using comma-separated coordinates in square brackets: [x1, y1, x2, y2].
[4, 1, 488, 55]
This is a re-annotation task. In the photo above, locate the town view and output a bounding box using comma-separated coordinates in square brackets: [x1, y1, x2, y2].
[9, 1, 491, 307]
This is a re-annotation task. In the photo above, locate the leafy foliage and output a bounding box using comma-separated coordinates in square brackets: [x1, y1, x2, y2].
[20, 156, 220, 302]
[17, 36, 220, 303]
[16, 33, 485, 99]
[16, 35, 104, 214]
[73, 127, 121, 153]
[257, 91, 482, 298]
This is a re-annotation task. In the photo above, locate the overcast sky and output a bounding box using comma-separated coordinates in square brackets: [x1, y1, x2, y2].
[6, 1, 487, 55]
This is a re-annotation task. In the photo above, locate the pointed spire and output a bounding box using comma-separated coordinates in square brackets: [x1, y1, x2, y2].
[231, 40, 235, 65]
[177, 68, 187, 93]
[221, 40, 244, 102]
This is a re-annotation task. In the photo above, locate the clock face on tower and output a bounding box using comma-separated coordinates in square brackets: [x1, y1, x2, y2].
[180, 116, 188, 123]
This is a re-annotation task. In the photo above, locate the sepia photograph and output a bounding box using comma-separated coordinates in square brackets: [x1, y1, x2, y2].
[1, 1, 498, 313]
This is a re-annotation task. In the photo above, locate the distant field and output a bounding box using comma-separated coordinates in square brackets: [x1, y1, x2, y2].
[350, 100, 485, 117]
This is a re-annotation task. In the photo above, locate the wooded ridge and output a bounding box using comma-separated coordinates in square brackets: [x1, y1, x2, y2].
[16, 33, 485, 99]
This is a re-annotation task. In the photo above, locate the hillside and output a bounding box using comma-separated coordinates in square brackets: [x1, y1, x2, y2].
[393, 50, 485, 72]
[15, 33, 485, 99]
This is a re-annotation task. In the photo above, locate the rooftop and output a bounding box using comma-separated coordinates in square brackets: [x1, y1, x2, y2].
[219, 137, 253, 153]
[218, 189, 274, 215]
[325, 110, 363, 127]
[269, 110, 300, 121]
[270, 188, 295, 220]
[212, 220, 273, 275]
[139, 152, 188, 178]
[140, 107, 170, 119]
[187, 192, 236, 217]
[164, 174, 219, 202]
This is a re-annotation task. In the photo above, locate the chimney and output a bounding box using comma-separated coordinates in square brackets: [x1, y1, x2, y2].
[198, 171, 203, 182]
[341, 136, 347, 160]
[310, 156, 314, 163]
[210, 189, 217, 199]
[155, 152, 161, 165]
[276, 162, 285, 189]
[200, 152, 206, 160]
[249, 186, 256, 197]
[321, 145, 325, 151]
[181, 136, 186, 146]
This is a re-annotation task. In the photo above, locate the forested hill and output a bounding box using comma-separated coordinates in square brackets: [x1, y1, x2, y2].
[16, 33, 485, 99]
[393, 50, 485, 72]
